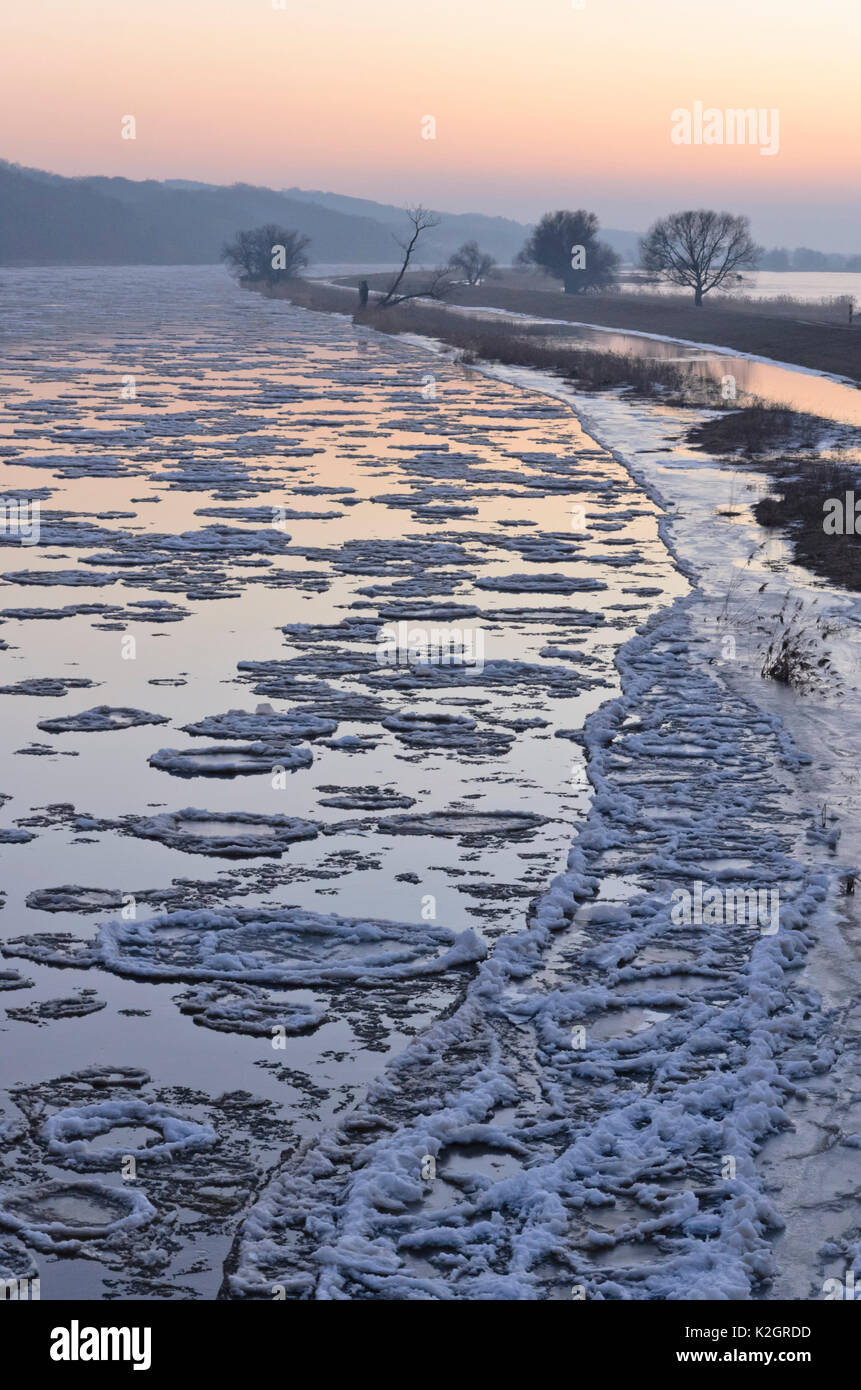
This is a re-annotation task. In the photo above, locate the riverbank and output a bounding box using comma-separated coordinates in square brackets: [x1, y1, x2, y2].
[545, 372, 861, 1301]
[251, 274, 861, 384]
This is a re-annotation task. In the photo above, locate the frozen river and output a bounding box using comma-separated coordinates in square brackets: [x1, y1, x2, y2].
[0, 267, 855, 1301]
[0, 267, 678, 1298]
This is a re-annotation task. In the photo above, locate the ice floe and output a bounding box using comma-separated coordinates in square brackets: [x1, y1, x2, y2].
[181, 706, 337, 742]
[148, 743, 313, 778]
[123, 808, 319, 858]
[41, 1100, 216, 1168]
[0, 1181, 155, 1252]
[8, 906, 487, 985]
[176, 984, 327, 1037]
[37, 706, 168, 734]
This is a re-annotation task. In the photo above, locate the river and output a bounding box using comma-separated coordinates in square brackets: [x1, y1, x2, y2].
[0, 266, 855, 1301]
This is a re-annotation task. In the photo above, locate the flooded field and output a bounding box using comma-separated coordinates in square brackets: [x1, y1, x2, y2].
[446, 309, 861, 424]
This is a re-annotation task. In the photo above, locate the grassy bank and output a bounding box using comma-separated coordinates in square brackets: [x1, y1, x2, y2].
[753, 456, 861, 593]
[249, 277, 729, 405]
[274, 270, 860, 382]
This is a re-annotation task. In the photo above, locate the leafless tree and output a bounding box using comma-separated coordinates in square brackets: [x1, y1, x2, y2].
[377, 206, 456, 308]
[448, 240, 496, 285]
[639, 210, 760, 305]
[222, 224, 310, 283]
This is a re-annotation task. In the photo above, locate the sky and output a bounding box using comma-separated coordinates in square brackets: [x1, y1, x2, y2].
[1, 0, 859, 248]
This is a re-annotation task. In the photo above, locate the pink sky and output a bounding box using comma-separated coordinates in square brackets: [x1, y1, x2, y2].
[2, 0, 858, 246]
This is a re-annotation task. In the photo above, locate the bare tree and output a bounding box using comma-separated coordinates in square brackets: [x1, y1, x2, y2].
[639, 210, 760, 305]
[221, 228, 258, 279]
[222, 224, 310, 283]
[448, 240, 496, 285]
[377, 206, 456, 308]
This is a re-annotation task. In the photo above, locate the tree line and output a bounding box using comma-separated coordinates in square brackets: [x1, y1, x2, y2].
[758, 246, 861, 273]
[223, 206, 771, 307]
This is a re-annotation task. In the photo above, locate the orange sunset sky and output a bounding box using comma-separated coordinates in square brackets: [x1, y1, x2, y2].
[1, 0, 858, 246]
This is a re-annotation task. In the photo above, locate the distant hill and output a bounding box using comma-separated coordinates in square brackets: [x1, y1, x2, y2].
[281, 187, 532, 261]
[282, 189, 641, 262]
[0, 163, 400, 265]
[0, 160, 641, 267]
